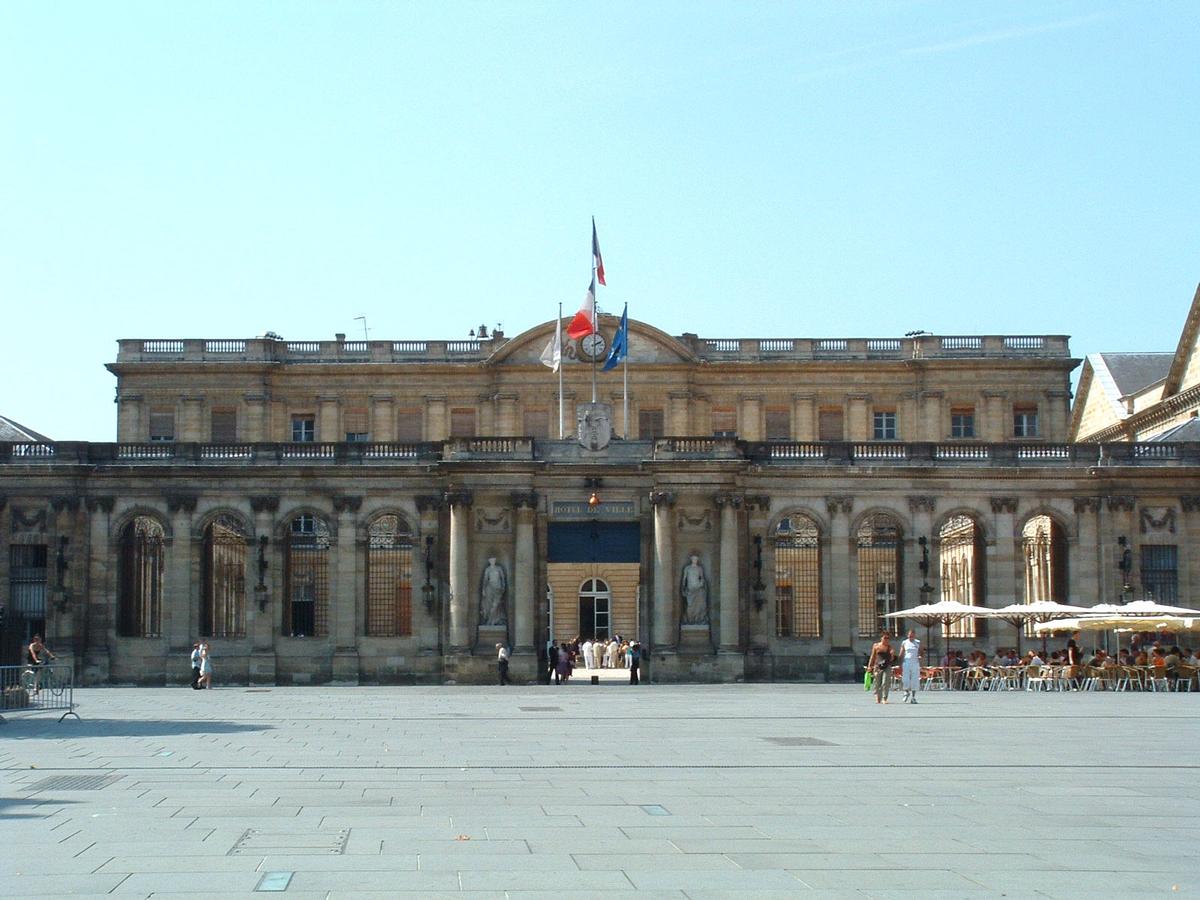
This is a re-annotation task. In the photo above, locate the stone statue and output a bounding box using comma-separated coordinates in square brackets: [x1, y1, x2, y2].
[479, 557, 508, 626]
[679, 553, 709, 625]
[576, 401, 613, 451]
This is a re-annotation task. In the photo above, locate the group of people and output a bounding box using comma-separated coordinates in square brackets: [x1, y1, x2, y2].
[189, 641, 214, 689]
[548, 635, 642, 684]
[866, 629, 922, 705]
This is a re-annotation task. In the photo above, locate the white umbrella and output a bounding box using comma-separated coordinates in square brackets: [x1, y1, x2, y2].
[885, 600, 984, 667]
[1035, 615, 1200, 634]
[978, 601, 1092, 656]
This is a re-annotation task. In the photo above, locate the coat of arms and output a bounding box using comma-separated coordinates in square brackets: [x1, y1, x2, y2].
[576, 401, 613, 451]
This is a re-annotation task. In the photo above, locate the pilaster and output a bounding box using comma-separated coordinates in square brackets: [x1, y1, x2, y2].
[1073, 497, 1101, 606]
[331, 495, 362, 683]
[165, 494, 198, 655]
[650, 490, 677, 650]
[987, 497, 1018, 610]
[446, 488, 474, 651]
[511, 491, 537, 653]
[715, 492, 743, 651]
[792, 394, 815, 441]
[825, 496, 854, 649]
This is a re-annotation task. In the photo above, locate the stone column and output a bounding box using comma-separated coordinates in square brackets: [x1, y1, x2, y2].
[416, 496, 443, 654]
[920, 391, 944, 442]
[1179, 496, 1199, 605]
[906, 496, 936, 613]
[425, 396, 448, 441]
[249, 496, 279, 683]
[496, 394, 519, 435]
[370, 395, 395, 442]
[116, 393, 143, 441]
[898, 392, 918, 442]
[318, 396, 340, 442]
[987, 497, 1018, 611]
[511, 492, 537, 653]
[47, 498, 81, 657]
[446, 489, 474, 651]
[165, 494, 198, 658]
[825, 496, 854, 650]
[478, 393, 496, 435]
[244, 394, 268, 442]
[667, 392, 691, 436]
[1107, 495, 1137, 601]
[744, 495, 772, 649]
[1046, 390, 1071, 441]
[650, 490, 676, 650]
[739, 397, 763, 441]
[715, 492, 743, 651]
[82, 497, 114, 683]
[331, 495, 362, 683]
[792, 394, 815, 441]
[846, 394, 870, 442]
[1071, 496, 1100, 606]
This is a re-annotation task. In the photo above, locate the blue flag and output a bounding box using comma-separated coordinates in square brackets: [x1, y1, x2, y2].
[602, 303, 628, 371]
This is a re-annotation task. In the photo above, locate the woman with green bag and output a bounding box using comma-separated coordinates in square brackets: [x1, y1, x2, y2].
[866, 631, 894, 704]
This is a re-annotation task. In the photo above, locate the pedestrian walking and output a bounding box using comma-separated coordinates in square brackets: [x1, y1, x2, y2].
[866, 631, 894, 704]
[496, 643, 511, 685]
[899, 629, 921, 703]
[628, 641, 641, 685]
[190, 641, 202, 689]
[198, 641, 214, 689]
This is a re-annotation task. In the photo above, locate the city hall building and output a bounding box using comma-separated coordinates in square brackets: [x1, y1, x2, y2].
[2, 292, 1198, 684]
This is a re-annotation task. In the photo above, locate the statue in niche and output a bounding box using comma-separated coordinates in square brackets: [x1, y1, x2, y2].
[679, 553, 710, 626]
[479, 557, 508, 626]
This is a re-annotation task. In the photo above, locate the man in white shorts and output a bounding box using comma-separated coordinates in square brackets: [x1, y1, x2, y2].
[900, 629, 921, 703]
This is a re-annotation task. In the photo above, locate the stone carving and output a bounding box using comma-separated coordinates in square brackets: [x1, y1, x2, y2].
[990, 497, 1018, 515]
[166, 494, 198, 514]
[479, 557, 508, 626]
[744, 494, 771, 512]
[679, 554, 710, 626]
[475, 507, 512, 533]
[649, 489, 676, 508]
[51, 497, 81, 513]
[331, 495, 363, 514]
[908, 496, 936, 513]
[250, 496, 280, 513]
[510, 491, 538, 510]
[11, 507, 47, 535]
[1106, 496, 1136, 512]
[576, 401, 613, 451]
[415, 494, 444, 512]
[714, 493, 744, 509]
[677, 509, 712, 532]
[85, 496, 115, 513]
[444, 488, 474, 508]
[1073, 497, 1101, 513]
[1140, 507, 1176, 535]
[824, 496, 853, 515]
[1181, 496, 1200, 514]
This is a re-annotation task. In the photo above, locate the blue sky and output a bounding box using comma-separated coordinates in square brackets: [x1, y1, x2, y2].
[2, 1, 1196, 440]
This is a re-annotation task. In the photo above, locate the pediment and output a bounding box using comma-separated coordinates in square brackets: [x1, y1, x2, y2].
[487, 315, 701, 367]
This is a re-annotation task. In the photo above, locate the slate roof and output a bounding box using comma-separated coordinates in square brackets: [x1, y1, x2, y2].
[1148, 418, 1200, 442]
[1095, 352, 1173, 398]
[0, 415, 52, 442]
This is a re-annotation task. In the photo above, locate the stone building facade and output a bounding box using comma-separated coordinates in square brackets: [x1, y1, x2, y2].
[1, 316, 1197, 683]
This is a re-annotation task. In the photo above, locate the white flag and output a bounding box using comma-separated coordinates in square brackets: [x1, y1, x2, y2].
[540, 315, 562, 372]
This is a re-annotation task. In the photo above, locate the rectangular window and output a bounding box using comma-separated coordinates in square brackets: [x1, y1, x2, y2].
[450, 408, 476, 437]
[291, 415, 315, 442]
[344, 407, 369, 442]
[523, 409, 550, 438]
[872, 410, 897, 440]
[1013, 405, 1039, 438]
[765, 407, 791, 441]
[210, 408, 237, 442]
[711, 407, 737, 438]
[950, 407, 975, 439]
[638, 408, 664, 439]
[818, 407, 844, 441]
[1140, 545, 1178, 604]
[149, 409, 175, 442]
[395, 409, 423, 442]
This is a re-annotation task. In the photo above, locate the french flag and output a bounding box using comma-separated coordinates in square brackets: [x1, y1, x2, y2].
[592, 217, 606, 286]
[567, 277, 596, 340]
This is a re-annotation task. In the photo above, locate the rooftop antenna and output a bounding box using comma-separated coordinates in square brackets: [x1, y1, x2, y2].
[354, 316, 370, 341]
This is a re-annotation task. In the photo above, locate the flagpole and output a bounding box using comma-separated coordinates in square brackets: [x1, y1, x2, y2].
[590, 234, 598, 405]
[557, 302, 564, 438]
[623, 304, 629, 437]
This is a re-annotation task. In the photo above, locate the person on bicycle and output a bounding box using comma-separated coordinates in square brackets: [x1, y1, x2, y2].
[27, 635, 56, 693]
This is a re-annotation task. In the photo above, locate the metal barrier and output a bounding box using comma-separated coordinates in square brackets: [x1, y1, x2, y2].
[0, 664, 79, 723]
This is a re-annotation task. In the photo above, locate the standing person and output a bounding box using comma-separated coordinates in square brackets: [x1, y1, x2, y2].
[190, 642, 202, 689]
[866, 631, 894, 704]
[628, 641, 641, 685]
[546, 639, 559, 685]
[582, 638, 595, 670]
[198, 641, 214, 689]
[899, 629, 921, 704]
[555, 642, 571, 684]
[496, 642, 511, 685]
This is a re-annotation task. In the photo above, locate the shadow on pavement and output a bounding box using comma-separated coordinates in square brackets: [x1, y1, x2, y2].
[0, 718, 274, 739]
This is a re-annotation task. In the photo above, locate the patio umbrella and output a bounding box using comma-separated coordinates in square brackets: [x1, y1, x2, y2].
[884, 600, 982, 668]
[1053, 601, 1200, 657]
[1034, 613, 1200, 665]
[979, 601, 1092, 657]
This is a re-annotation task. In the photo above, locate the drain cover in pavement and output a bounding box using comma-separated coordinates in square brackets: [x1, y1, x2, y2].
[519, 706, 563, 712]
[28, 774, 123, 791]
[231, 828, 349, 856]
[762, 736, 835, 747]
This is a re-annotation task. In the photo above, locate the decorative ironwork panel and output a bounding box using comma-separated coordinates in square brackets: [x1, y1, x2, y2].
[9, 544, 47, 618]
[940, 514, 982, 637]
[285, 516, 330, 637]
[367, 515, 413, 636]
[202, 516, 246, 638]
[857, 515, 901, 637]
[119, 517, 164, 637]
[774, 515, 820, 638]
[1140, 544, 1178, 604]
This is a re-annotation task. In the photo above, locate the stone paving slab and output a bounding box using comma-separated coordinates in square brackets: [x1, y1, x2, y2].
[1, 684, 1198, 898]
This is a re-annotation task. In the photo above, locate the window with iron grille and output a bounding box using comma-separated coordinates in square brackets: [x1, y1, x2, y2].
[450, 408, 476, 437]
[285, 515, 329, 637]
[9, 543, 47, 622]
[367, 515, 414, 636]
[950, 408, 975, 439]
[638, 408, 664, 439]
[396, 408, 423, 442]
[940, 514, 984, 637]
[201, 515, 246, 638]
[765, 407, 791, 441]
[210, 408, 237, 442]
[344, 407, 369, 442]
[1140, 544, 1178, 604]
[523, 409, 550, 438]
[149, 409, 175, 442]
[118, 516, 165, 637]
[774, 515, 821, 637]
[857, 514, 901, 637]
[1013, 405, 1039, 438]
[873, 410, 897, 440]
[291, 415, 315, 442]
[711, 407, 737, 438]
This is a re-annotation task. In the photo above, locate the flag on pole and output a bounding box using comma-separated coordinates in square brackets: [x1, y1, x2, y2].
[602, 303, 628, 371]
[592, 217, 606, 286]
[566, 276, 596, 340]
[540, 314, 562, 372]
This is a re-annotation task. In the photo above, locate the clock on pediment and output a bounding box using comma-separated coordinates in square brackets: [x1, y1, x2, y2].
[579, 332, 607, 361]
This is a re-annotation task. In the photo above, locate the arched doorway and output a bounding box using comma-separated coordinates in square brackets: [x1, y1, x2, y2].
[856, 514, 902, 637]
[939, 514, 985, 638]
[1022, 514, 1067, 605]
[578, 577, 612, 641]
[201, 515, 247, 638]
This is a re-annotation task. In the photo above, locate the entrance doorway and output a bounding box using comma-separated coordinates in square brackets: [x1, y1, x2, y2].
[578, 578, 612, 641]
[546, 520, 641, 647]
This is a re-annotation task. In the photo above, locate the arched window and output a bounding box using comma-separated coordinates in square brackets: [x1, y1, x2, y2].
[118, 516, 165, 637]
[578, 577, 611, 641]
[856, 514, 901, 637]
[202, 515, 246, 638]
[940, 514, 984, 637]
[367, 515, 414, 637]
[774, 514, 821, 638]
[1023, 514, 1068, 615]
[285, 514, 330, 637]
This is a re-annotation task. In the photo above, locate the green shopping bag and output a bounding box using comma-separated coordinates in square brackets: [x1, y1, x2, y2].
[863, 669, 873, 691]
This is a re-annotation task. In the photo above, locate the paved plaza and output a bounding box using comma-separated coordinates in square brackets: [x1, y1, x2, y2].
[1, 680, 1198, 899]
